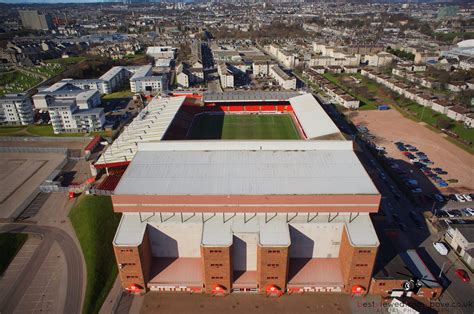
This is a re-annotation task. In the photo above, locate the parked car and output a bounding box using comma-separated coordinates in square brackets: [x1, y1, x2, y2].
[463, 194, 472, 202]
[435, 210, 449, 218]
[434, 194, 444, 202]
[455, 194, 466, 203]
[465, 208, 474, 216]
[411, 188, 423, 194]
[460, 208, 473, 217]
[449, 209, 463, 217]
[454, 269, 470, 282]
[437, 181, 448, 188]
[433, 242, 449, 255]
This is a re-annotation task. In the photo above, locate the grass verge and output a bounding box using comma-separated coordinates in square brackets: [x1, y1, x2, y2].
[0, 233, 28, 275]
[69, 195, 122, 314]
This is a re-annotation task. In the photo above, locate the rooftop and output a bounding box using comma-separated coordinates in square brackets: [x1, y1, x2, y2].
[114, 140, 379, 196]
[203, 91, 302, 102]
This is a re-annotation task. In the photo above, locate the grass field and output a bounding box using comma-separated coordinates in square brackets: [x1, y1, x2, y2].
[69, 195, 122, 314]
[0, 233, 28, 275]
[187, 114, 300, 140]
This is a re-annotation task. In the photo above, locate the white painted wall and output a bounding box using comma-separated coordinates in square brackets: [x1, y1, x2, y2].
[148, 223, 202, 258]
[232, 233, 258, 271]
[289, 223, 342, 258]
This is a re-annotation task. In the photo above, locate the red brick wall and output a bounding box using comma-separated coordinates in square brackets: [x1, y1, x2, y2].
[114, 228, 152, 291]
[201, 246, 232, 294]
[339, 226, 377, 294]
[256, 245, 289, 293]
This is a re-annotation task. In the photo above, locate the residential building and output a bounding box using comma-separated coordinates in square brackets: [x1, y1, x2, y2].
[0, 93, 34, 126]
[218, 62, 235, 89]
[269, 65, 296, 90]
[19, 10, 53, 31]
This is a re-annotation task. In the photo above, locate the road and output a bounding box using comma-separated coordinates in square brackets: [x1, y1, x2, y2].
[0, 223, 84, 314]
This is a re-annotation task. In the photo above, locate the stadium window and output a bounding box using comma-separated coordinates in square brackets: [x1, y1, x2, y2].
[268, 250, 280, 254]
[210, 263, 223, 267]
[356, 264, 368, 267]
[379, 283, 386, 286]
[126, 275, 139, 279]
[210, 250, 222, 253]
[120, 249, 133, 253]
[211, 276, 223, 279]
[267, 263, 279, 267]
[266, 276, 278, 280]
[353, 276, 365, 280]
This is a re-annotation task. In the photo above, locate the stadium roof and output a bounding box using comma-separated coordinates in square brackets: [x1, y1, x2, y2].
[203, 91, 302, 102]
[290, 93, 341, 140]
[114, 140, 379, 196]
[95, 96, 185, 166]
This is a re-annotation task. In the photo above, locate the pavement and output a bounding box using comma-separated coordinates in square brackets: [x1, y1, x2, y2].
[140, 293, 352, 314]
[0, 152, 67, 219]
[0, 223, 84, 314]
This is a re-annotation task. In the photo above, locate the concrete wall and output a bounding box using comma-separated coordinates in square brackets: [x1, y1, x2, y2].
[148, 223, 202, 257]
[232, 233, 258, 271]
[289, 223, 343, 258]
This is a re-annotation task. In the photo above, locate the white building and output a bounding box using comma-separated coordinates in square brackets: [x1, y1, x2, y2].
[0, 93, 34, 126]
[269, 65, 297, 90]
[32, 81, 105, 134]
[218, 62, 235, 89]
[253, 61, 271, 76]
[445, 226, 474, 269]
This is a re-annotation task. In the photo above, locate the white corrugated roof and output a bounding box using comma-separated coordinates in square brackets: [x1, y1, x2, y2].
[95, 96, 185, 166]
[290, 93, 341, 139]
[114, 140, 378, 195]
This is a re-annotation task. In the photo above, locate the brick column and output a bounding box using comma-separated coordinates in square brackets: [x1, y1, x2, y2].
[201, 246, 232, 294]
[339, 226, 377, 294]
[114, 228, 152, 291]
[257, 245, 289, 294]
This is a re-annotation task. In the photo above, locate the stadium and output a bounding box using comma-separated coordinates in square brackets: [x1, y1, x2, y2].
[106, 92, 381, 296]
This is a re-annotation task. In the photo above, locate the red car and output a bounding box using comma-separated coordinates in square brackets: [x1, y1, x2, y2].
[455, 269, 470, 282]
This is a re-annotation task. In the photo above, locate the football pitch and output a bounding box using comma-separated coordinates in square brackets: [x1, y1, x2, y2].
[187, 114, 300, 140]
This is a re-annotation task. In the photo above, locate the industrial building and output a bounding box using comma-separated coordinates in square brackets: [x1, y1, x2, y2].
[109, 92, 381, 295]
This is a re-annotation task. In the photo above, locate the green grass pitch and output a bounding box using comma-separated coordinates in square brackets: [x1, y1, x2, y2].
[187, 114, 300, 140]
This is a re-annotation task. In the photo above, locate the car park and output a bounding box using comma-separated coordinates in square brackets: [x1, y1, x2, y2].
[454, 269, 470, 282]
[433, 242, 449, 255]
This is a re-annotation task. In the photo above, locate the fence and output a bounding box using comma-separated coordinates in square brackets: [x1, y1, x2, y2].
[88, 188, 114, 196]
[0, 136, 93, 142]
[0, 146, 69, 154]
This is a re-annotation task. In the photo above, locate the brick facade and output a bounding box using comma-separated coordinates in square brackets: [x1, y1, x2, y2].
[114, 228, 152, 292]
[339, 226, 377, 294]
[256, 245, 289, 294]
[201, 246, 232, 294]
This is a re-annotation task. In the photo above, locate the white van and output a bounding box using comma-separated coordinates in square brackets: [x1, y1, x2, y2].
[433, 242, 448, 256]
